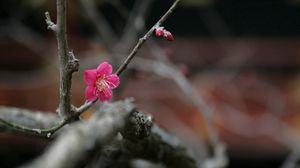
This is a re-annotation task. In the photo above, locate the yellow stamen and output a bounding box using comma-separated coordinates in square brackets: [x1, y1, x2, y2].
[96, 77, 109, 91]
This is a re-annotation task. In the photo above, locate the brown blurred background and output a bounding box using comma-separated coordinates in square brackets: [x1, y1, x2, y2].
[1, 0, 300, 167]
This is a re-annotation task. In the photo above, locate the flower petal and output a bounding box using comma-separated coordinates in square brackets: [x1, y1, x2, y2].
[96, 62, 112, 76]
[106, 74, 120, 89]
[84, 69, 97, 86]
[98, 89, 112, 102]
[85, 86, 97, 101]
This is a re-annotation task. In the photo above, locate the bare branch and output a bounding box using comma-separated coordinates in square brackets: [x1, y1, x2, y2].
[23, 100, 197, 168]
[0, 103, 95, 137]
[281, 148, 300, 168]
[115, 0, 180, 76]
[1, 0, 85, 137]
[134, 58, 219, 146]
[132, 57, 230, 167]
[74, 0, 181, 114]
[53, 0, 79, 118]
[45, 12, 57, 31]
[0, 117, 55, 137]
[120, 111, 197, 168]
[117, 0, 155, 50]
[74, 100, 97, 114]
[0, 106, 58, 130]
[23, 100, 136, 168]
[0, 107, 70, 137]
[0, 0, 181, 141]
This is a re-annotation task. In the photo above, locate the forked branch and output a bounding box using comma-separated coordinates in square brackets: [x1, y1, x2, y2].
[0, 0, 181, 138]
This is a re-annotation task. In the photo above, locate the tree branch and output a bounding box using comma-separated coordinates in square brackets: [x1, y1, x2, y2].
[0, 0, 181, 140]
[0, 108, 69, 137]
[45, 12, 57, 31]
[117, 0, 155, 50]
[22, 100, 136, 168]
[0, 106, 58, 130]
[54, 0, 79, 118]
[115, 0, 180, 76]
[23, 100, 197, 168]
[0, 102, 96, 137]
[74, 0, 181, 116]
[120, 111, 197, 168]
[134, 57, 219, 146]
[132, 57, 228, 168]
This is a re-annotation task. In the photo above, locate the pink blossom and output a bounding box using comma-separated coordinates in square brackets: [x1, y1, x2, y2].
[84, 62, 120, 102]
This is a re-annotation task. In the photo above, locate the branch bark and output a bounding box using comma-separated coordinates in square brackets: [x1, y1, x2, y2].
[56, 0, 79, 118]
[120, 111, 197, 168]
[134, 57, 219, 147]
[117, 0, 155, 50]
[0, 102, 96, 137]
[22, 100, 135, 168]
[115, 0, 180, 76]
[22, 100, 197, 168]
[45, 0, 80, 118]
[132, 57, 229, 168]
[0, 106, 58, 130]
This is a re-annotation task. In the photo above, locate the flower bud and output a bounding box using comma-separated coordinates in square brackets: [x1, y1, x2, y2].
[155, 27, 165, 37]
[163, 30, 174, 41]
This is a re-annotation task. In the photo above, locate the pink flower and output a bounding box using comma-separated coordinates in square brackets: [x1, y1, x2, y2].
[155, 27, 165, 37]
[84, 62, 120, 102]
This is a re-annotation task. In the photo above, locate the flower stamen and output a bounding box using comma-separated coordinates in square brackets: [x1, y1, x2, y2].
[96, 77, 109, 92]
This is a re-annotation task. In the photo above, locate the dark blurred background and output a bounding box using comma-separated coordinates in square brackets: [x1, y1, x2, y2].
[1, 0, 300, 167]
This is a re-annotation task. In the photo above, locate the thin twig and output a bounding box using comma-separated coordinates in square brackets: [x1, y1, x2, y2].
[281, 148, 300, 168]
[117, 0, 155, 50]
[134, 58, 219, 146]
[132, 58, 229, 168]
[0, 106, 58, 127]
[23, 100, 136, 168]
[75, 100, 97, 114]
[0, 99, 97, 137]
[0, 106, 87, 137]
[0, 106, 59, 136]
[115, 0, 180, 76]
[0, 117, 63, 137]
[45, 12, 57, 31]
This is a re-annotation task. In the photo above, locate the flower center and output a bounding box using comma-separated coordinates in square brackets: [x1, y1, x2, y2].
[95, 77, 109, 92]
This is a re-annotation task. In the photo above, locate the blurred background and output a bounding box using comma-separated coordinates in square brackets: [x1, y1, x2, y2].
[1, 0, 300, 167]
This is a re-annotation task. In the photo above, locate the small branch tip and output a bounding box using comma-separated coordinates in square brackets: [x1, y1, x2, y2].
[45, 11, 57, 31]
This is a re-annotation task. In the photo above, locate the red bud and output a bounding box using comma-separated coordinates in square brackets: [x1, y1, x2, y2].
[163, 30, 174, 41]
[155, 27, 164, 37]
